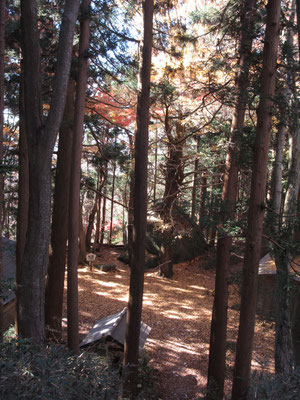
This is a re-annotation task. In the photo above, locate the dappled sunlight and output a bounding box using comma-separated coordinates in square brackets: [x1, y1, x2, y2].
[61, 248, 275, 400]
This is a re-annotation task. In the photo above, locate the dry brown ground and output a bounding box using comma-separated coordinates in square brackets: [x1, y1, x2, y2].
[62, 247, 275, 400]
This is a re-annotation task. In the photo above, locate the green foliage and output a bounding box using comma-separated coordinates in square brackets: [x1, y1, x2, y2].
[0, 337, 122, 399]
[248, 368, 300, 400]
[0, 335, 157, 400]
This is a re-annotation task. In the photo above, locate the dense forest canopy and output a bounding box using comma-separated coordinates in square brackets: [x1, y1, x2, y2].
[0, 0, 300, 399]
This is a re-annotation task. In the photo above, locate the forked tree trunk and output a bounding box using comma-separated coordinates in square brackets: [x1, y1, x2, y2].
[45, 78, 75, 340]
[206, 1, 257, 397]
[123, 1, 153, 397]
[18, 0, 80, 342]
[231, 1, 281, 398]
[67, 0, 91, 352]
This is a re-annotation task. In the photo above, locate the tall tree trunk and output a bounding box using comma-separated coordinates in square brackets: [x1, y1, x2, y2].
[198, 169, 207, 225]
[191, 136, 200, 221]
[159, 120, 185, 278]
[153, 128, 158, 203]
[78, 205, 86, 263]
[0, 0, 5, 341]
[100, 163, 108, 244]
[292, 287, 300, 366]
[274, 2, 300, 373]
[16, 63, 29, 335]
[123, 1, 153, 397]
[67, 0, 91, 352]
[206, 1, 257, 397]
[86, 193, 98, 251]
[109, 161, 116, 244]
[18, 0, 80, 342]
[45, 78, 75, 340]
[231, 1, 281, 398]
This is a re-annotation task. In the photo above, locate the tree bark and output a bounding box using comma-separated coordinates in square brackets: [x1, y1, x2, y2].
[206, 1, 257, 397]
[123, 0, 153, 397]
[45, 78, 75, 340]
[0, 0, 5, 341]
[109, 161, 116, 244]
[18, 0, 80, 342]
[67, 0, 91, 353]
[85, 193, 98, 251]
[16, 63, 29, 335]
[159, 120, 185, 278]
[273, 2, 300, 373]
[191, 136, 200, 221]
[231, 1, 281, 398]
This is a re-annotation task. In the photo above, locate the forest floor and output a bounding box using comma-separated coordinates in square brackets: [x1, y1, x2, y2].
[62, 246, 275, 400]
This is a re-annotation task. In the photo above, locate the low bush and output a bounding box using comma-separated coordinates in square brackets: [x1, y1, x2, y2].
[0, 333, 156, 399]
[248, 368, 300, 400]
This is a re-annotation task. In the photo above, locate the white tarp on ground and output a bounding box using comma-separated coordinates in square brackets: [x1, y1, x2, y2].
[80, 307, 151, 353]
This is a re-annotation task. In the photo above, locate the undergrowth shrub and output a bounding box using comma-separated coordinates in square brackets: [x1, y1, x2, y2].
[0, 334, 156, 399]
[248, 368, 300, 400]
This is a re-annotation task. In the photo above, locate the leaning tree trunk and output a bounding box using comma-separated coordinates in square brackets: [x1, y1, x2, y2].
[45, 78, 75, 340]
[206, 1, 257, 397]
[231, 1, 281, 399]
[67, 0, 91, 352]
[18, 0, 80, 342]
[123, 1, 153, 397]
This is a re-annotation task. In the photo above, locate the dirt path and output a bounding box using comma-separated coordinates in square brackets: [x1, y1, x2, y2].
[63, 247, 275, 399]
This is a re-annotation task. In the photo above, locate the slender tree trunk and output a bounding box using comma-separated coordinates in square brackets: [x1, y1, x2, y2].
[109, 162, 116, 244]
[199, 169, 207, 225]
[0, 0, 5, 341]
[231, 1, 281, 398]
[206, 2, 257, 397]
[94, 195, 101, 247]
[86, 194, 98, 251]
[123, 1, 153, 397]
[100, 163, 108, 244]
[78, 205, 86, 263]
[159, 120, 185, 278]
[153, 128, 158, 203]
[18, 0, 80, 342]
[16, 63, 29, 335]
[67, 0, 91, 352]
[191, 137, 201, 222]
[292, 287, 300, 366]
[45, 78, 75, 340]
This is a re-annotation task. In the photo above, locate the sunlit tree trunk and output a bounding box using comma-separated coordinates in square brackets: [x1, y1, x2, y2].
[123, 1, 153, 397]
[206, 1, 257, 397]
[231, 1, 281, 398]
[67, 0, 91, 352]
